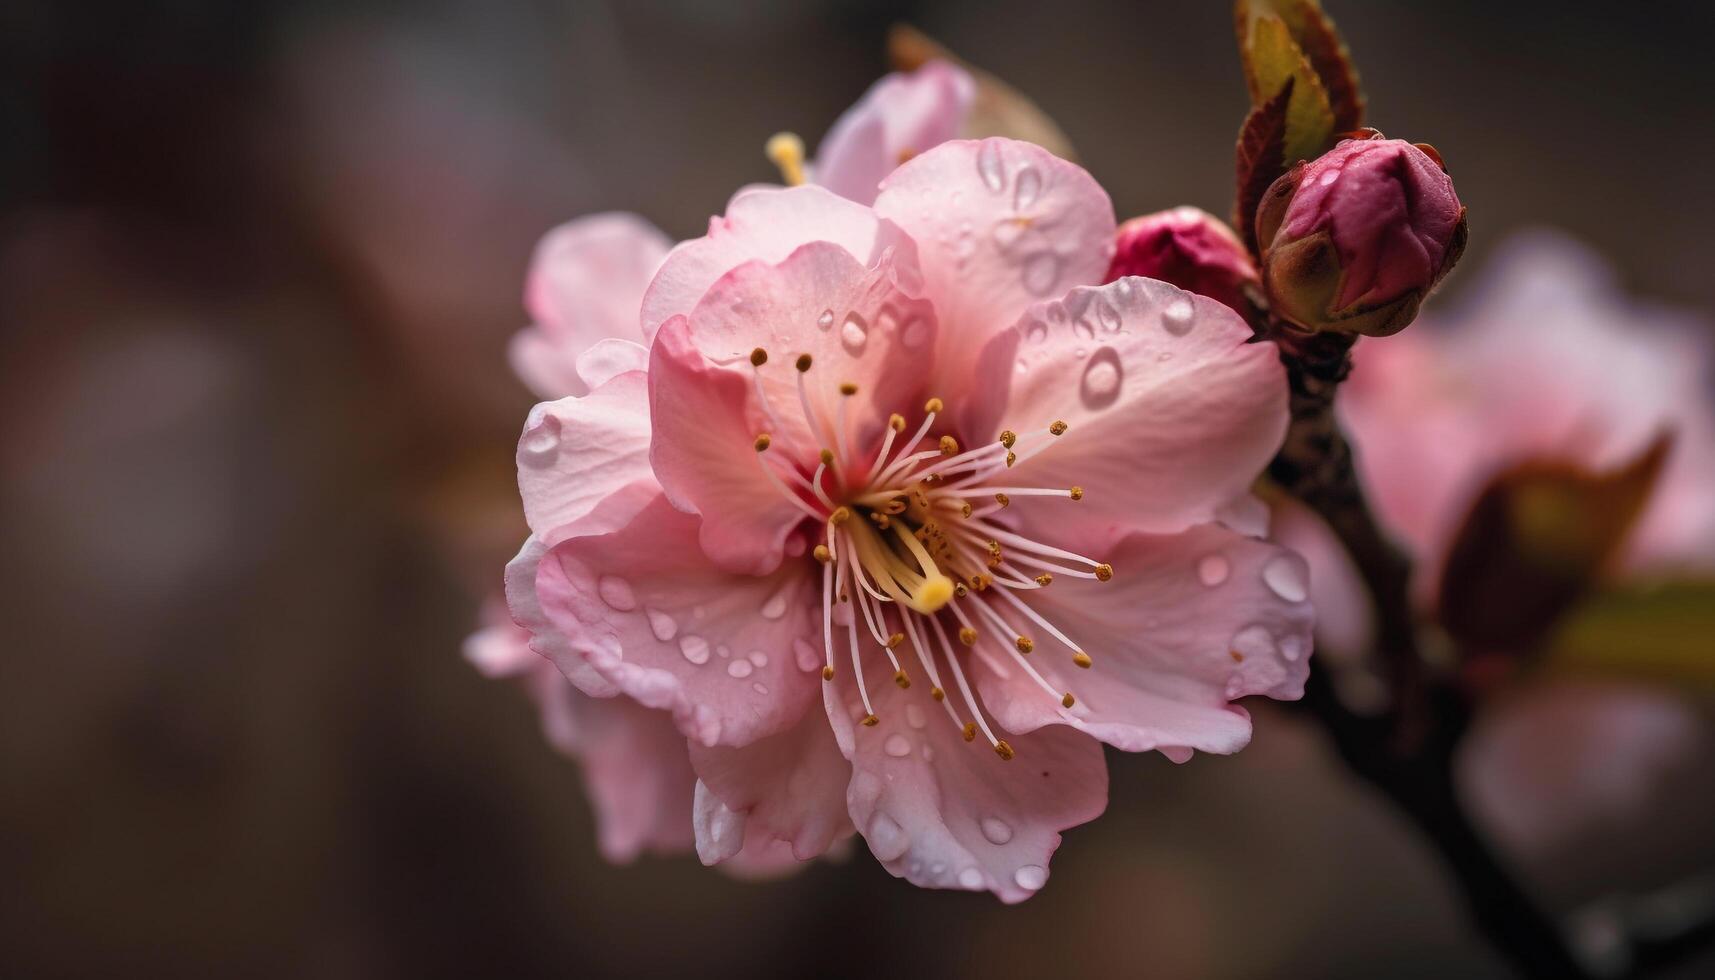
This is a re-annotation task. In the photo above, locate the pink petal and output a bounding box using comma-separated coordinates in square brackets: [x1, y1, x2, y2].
[1270, 498, 1375, 663]
[689, 692, 855, 860]
[822, 667, 1108, 902]
[573, 337, 649, 390]
[518, 213, 671, 396]
[647, 316, 806, 576]
[533, 492, 823, 748]
[507, 326, 588, 402]
[873, 138, 1114, 401]
[517, 369, 655, 546]
[676, 239, 938, 478]
[506, 535, 615, 698]
[985, 277, 1288, 538]
[639, 185, 918, 342]
[978, 524, 1314, 757]
[813, 60, 976, 206]
[565, 685, 698, 863]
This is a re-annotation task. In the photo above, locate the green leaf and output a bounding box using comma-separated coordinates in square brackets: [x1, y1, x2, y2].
[1237, 0, 1364, 133]
[1241, 14, 1336, 165]
[1545, 580, 1715, 691]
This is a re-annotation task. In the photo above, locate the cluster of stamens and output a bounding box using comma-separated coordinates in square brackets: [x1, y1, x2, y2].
[747, 346, 1113, 761]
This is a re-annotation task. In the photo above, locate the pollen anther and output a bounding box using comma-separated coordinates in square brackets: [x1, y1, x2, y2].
[924, 397, 944, 413]
[753, 433, 772, 452]
[1094, 563, 1114, 581]
[749, 347, 768, 366]
[999, 430, 1017, 449]
[1069, 486, 1084, 500]
[958, 627, 978, 646]
[993, 740, 1015, 761]
[938, 435, 959, 456]
[1015, 636, 1035, 654]
[1049, 420, 1068, 435]
[839, 382, 858, 396]
[1072, 651, 1093, 669]
[795, 353, 813, 372]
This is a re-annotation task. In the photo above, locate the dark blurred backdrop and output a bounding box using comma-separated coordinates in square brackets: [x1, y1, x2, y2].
[3, 2, 1713, 977]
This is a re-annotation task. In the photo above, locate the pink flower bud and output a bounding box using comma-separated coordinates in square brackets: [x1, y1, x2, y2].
[1257, 136, 1467, 336]
[1107, 207, 1257, 315]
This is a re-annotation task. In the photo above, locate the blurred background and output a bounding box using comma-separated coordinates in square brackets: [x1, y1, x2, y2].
[4, 1, 1713, 977]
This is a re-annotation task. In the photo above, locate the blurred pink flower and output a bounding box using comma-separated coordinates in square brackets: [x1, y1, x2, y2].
[510, 138, 1311, 900]
[1273, 230, 1715, 865]
[809, 60, 975, 206]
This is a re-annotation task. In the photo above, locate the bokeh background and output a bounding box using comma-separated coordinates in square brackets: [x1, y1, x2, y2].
[4, 1, 1714, 977]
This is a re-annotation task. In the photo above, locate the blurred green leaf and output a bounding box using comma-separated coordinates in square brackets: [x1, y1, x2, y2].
[1545, 580, 1715, 691]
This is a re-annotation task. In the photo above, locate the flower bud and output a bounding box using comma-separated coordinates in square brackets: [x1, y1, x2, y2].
[1257, 136, 1466, 337]
[1107, 207, 1257, 315]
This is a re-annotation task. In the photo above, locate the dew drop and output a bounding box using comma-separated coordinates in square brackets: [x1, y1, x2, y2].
[727, 659, 754, 679]
[519, 417, 561, 466]
[1014, 357, 1030, 375]
[1161, 298, 1195, 336]
[980, 817, 1014, 845]
[901, 315, 929, 349]
[596, 576, 636, 611]
[1279, 634, 1308, 662]
[905, 703, 926, 729]
[884, 733, 912, 757]
[716, 645, 730, 659]
[747, 650, 768, 667]
[760, 585, 791, 620]
[958, 867, 986, 890]
[991, 219, 1026, 249]
[1319, 168, 1340, 187]
[1013, 166, 1042, 210]
[1022, 318, 1048, 345]
[646, 608, 678, 641]
[840, 312, 869, 355]
[1022, 252, 1061, 296]
[1262, 554, 1309, 602]
[816, 308, 835, 330]
[921, 744, 934, 762]
[1197, 554, 1230, 587]
[793, 638, 821, 672]
[1096, 300, 1122, 333]
[679, 634, 710, 665]
[1014, 864, 1048, 890]
[976, 141, 1006, 192]
[1078, 347, 1124, 410]
[868, 813, 911, 861]
[752, 681, 770, 695]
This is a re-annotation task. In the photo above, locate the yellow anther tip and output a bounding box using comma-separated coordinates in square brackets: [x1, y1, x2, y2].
[753, 433, 771, 452]
[886, 632, 905, 649]
[819, 448, 835, 466]
[1015, 636, 1035, 654]
[958, 626, 978, 647]
[962, 722, 978, 742]
[795, 353, 813, 372]
[888, 413, 906, 432]
[912, 574, 955, 614]
[1072, 651, 1093, 669]
[999, 430, 1017, 449]
[930, 686, 946, 702]
[923, 397, 944, 413]
[821, 665, 836, 681]
[812, 544, 831, 563]
[1049, 419, 1068, 435]
[861, 714, 880, 727]
[993, 740, 1015, 761]
[893, 670, 911, 689]
[749, 347, 768, 367]
[1061, 692, 1076, 708]
[1035, 573, 1054, 586]
[1094, 563, 1114, 582]
[938, 435, 959, 456]
[830, 506, 851, 525]
[1005, 451, 1017, 468]
[1069, 486, 1084, 501]
[765, 132, 807, 186]
[839, 381, 858, 396]
[994, 492, 1010, 507]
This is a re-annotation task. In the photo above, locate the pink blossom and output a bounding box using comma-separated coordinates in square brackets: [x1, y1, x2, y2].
[1273, 231, 1715, 858]
[1107, 206, 1258, 316]
[810, 60, 976, 206]
[511, 138, 1311, 900]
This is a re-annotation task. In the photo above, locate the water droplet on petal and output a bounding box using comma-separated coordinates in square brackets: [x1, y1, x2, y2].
[1013, 165, 1042, 210]
[981, 817, 1014, 845]
[679, 634, 710, 665]
[646, 608, 678, 641]
[905, 704, 926, 729]
[1022, 318, 1048, 345]
[901, 315, 929, 349]
[840, 312, 869, 355]
[760, 585, 790, 620]
[596, 576, 636, 611]
[793, 638, 821, 672]
[1197, 554, 1230, 587]
[716, 644, 730, 659]
[868, 813, 911, 861]
[1021, 252, 1061, 296]
[1014, 864, 1048, 890]
[976, 141, 1006, 192]
[519, 416, 561, 466]
[727, 659, 754, 679]
[1262, 554, 1309, 602]
[1072, 318, 1096, 342]
[752, 681, 770, 694]
[958, 867, 985, 890]
[816, 308, 835, 330]
[1230, 625, 1278, 667]
[884, 733, 912, 757]
[1078, 347, 1124, 410]
[991, 219, 1025, 249]
[747, 650, 768, 667]
[1279, 634, 1308, 662]
[1161, 298, 1195, 336]
[1096, 300, 1122, 333]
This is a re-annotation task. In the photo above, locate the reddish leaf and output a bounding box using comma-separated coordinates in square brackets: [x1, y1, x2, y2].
[1233, 80, 1294, 257]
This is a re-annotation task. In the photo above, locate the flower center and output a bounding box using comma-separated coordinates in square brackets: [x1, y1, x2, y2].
[746, 347, 1112, 760]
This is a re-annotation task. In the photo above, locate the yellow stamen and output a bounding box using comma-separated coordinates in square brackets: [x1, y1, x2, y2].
[861, 714, 880, 727]
[753, 433, 772, 452]
[893, 670, 911, 689]
[830, 507, 851, 525]
[749, 347, 768, 367]
[765, 132, 807, 186]
[888, 413, 906, 432]
[939, 435, 959, 456]
[1006, 451, 1017, 467]
[1061, 692, 1076, 708]
[923, 397, 944, 413]
[962, 722, 978, 742]
[887, 632, 905, 649]
[999, 430, 1017, 449]
[813, 544, 831, 563]
[1094, 563, 1113, 582]
[931, 686, 946, 702]
[1069, 486, 1084, 500]
[993, 740, 1015, 761]
[1049, 420, 1068, 436]
[822, 665, 836, 680]
[820, 448, 836, 466]
[994, 492, 1010, 507]
[839, 381, 858, 396]
[1035, 573, 1053, 586]
[1072, 651, 1093, 669]
[958, 627, 978, 646]
[1015, 636, 1035, 654]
